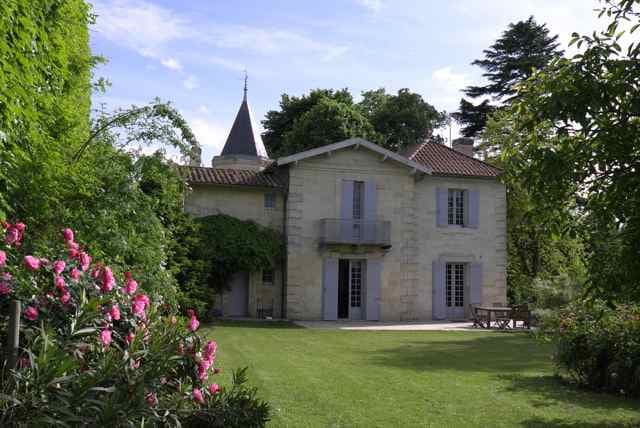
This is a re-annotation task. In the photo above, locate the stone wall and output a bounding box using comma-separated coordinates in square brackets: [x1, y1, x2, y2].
[285, 147, 506, 321]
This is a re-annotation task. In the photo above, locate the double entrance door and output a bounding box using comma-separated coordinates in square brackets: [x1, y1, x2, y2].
[338, 259, 364, 320]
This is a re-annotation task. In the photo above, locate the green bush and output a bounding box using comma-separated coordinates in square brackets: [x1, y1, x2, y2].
[542, 301, 640, 397]
[0, 223, 269, 426]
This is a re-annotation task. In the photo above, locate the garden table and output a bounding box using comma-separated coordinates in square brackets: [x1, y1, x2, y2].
[474, 306, 512, 329]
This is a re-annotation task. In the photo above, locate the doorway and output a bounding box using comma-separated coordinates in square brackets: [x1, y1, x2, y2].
[445, 263, 466, 319]
[337, 259, 364, 320]
[229, 272, 249, 317]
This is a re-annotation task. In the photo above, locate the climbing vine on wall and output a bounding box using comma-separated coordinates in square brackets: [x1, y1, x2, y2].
[175, 214, 284, 316]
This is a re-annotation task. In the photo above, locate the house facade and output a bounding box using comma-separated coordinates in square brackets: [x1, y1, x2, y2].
[183, 93, 506, 321]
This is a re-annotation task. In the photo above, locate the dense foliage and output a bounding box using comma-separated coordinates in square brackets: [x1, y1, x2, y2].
[262, 87, 445, 157]
[497, 0, 640, 302]
[541, 301, 640, 397]
[0, 225, 269, 426]
[453, 16, 563, 137]
[175, 215, 284, 317]
[0, 0, 200, 302]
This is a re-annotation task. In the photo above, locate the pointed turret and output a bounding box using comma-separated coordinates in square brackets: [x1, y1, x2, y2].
[212, 75, 269, 170]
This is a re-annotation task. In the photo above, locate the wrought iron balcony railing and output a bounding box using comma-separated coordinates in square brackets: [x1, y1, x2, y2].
[319, 219, 391, 246]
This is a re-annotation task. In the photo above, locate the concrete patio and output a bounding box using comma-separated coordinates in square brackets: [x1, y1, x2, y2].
[293, 320, 479, 331]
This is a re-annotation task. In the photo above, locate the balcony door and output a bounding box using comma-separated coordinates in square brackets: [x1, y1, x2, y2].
[445, 263, 466, 319]
[340, 180, 377, 244]
[337, 259, 364, 320]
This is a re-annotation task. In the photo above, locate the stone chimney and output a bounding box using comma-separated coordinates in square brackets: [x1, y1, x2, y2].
[452, 137, 475, 158]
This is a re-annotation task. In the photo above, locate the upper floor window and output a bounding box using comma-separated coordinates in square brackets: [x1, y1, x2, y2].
[448, 189, 465, 226]
[264, 192, 276, 209]
[262, 269, 274, 286]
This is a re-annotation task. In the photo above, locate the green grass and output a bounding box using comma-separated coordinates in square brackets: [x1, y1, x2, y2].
[203, 321, 640, 428]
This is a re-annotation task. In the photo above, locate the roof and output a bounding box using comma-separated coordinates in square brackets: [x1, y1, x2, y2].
[182, 166, 285, 189]
[220, 97, 269, 158]
[277, 138, 433, 175]
[407, 141, 502, 178]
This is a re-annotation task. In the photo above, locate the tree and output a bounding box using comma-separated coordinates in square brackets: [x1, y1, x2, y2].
[496, 0, 640, 301]
[262, 89, 354, 157]
[454, 16, 563, 137]
[359, 88, 446, 152]
[282, 97, 374, 155]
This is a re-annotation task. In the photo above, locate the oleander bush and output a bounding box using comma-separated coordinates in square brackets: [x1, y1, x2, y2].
[0, 222, 269, 427]
[542, 300, 640, 397]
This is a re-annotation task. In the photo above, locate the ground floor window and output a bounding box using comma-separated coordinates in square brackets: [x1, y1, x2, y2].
[446, 263, 465, 308]
[350, 260, 363, 308]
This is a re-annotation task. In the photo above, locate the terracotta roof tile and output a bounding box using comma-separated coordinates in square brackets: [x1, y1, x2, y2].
[182, 166, 285, 189]
[408, 141, 502, 178]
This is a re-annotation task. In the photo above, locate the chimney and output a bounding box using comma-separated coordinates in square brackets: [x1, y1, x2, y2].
[452, 137, 475, 158]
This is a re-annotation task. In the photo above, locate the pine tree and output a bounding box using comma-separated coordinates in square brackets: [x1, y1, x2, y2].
[453, 16, 563, 137]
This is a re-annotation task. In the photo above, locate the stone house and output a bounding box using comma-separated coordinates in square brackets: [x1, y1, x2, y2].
[183, 93, 506, 321]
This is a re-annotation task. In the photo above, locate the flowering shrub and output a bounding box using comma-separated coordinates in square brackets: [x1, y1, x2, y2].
[541, 300, 640, 397]
[0, 222, 269, 426]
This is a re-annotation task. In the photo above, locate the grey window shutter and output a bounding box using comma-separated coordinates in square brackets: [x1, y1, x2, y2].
[340, 180, 354, 241]
[363, 181, 377, 242]
[470, 262, 483, 305]
[467, 190, 479, 228]
[432, 261, 446, 320]
[323, 258, 338, 320]
[436, 188, 448, 227]
[340, 180, 354, 219]
[365, 260, 381, 321]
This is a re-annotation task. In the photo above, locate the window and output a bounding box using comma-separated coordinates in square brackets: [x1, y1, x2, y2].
[262, 269, 274, 286]
[264, 192, 276, 209]
[350, 261, 362, 307]
[447, 189, 465, 226]
[446, 263, 465, 308]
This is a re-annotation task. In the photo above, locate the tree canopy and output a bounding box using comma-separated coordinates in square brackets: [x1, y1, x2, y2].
[491, 0, 640, 302]
[262, 87, 444, 157]
[453, 16, 563, 137]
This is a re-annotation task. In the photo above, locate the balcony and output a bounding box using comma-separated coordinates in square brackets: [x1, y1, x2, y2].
[319, 219, 391, 247]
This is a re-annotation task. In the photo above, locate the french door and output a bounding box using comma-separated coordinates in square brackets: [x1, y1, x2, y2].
[445, 263, 465, 319]
[338, 259, 364, 320]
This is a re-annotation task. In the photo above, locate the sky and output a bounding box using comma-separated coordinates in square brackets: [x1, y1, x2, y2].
[90, 0, 605, 165]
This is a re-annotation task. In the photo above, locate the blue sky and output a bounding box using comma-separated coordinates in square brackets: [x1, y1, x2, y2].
[90, 0, 602, 165]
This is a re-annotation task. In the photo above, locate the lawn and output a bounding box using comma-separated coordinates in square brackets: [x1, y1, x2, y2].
[203, 322, 640, 428]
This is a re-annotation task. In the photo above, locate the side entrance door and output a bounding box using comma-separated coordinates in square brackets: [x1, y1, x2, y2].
[229, 272, 249, 317]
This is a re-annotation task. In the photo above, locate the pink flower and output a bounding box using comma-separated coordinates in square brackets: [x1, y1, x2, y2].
[1, 272, 12, 281]
[188, 315, 200, 332]
[4, 223, 25, 247]
[146, 392, 158, 407]
[54, 275, 66, 292]
[124, 278, 138, 294]
[70, 267, 81, 281]
[24, 306, 38, 321]
[110, 304, 121, 321]
[100, 329, 112, 348]
[125, 332, 135, 345]
[101, 267, 115, 293]
[62, 228, 74, 243]
[132, 294, 150, 317]
[192, 388, 204, 404]
[24, 255, 40, 271]
[67, 241, 79, 259]
[208, 384, 220, 395]
[53, 260, 66, 275]
[78, 252, 91, 272]
[0, 282, 12, 295]
[60, 291, 71, 304]
[0, 250, 6, 267]
[203, 341, 217, 359]
[197, 363, 208, 380]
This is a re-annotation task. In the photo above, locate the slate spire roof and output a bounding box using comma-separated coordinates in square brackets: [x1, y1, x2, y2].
[219, 80, 269, 159]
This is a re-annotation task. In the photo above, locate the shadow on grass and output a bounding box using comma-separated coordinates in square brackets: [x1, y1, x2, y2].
[520, 417, 640, 427]
[369, 333, 551, 373]
[499, 374, 640, 414]
[203, 319, 304, 329]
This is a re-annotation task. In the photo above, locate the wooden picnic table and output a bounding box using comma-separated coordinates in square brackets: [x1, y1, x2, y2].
[474, 306, 512, 329]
